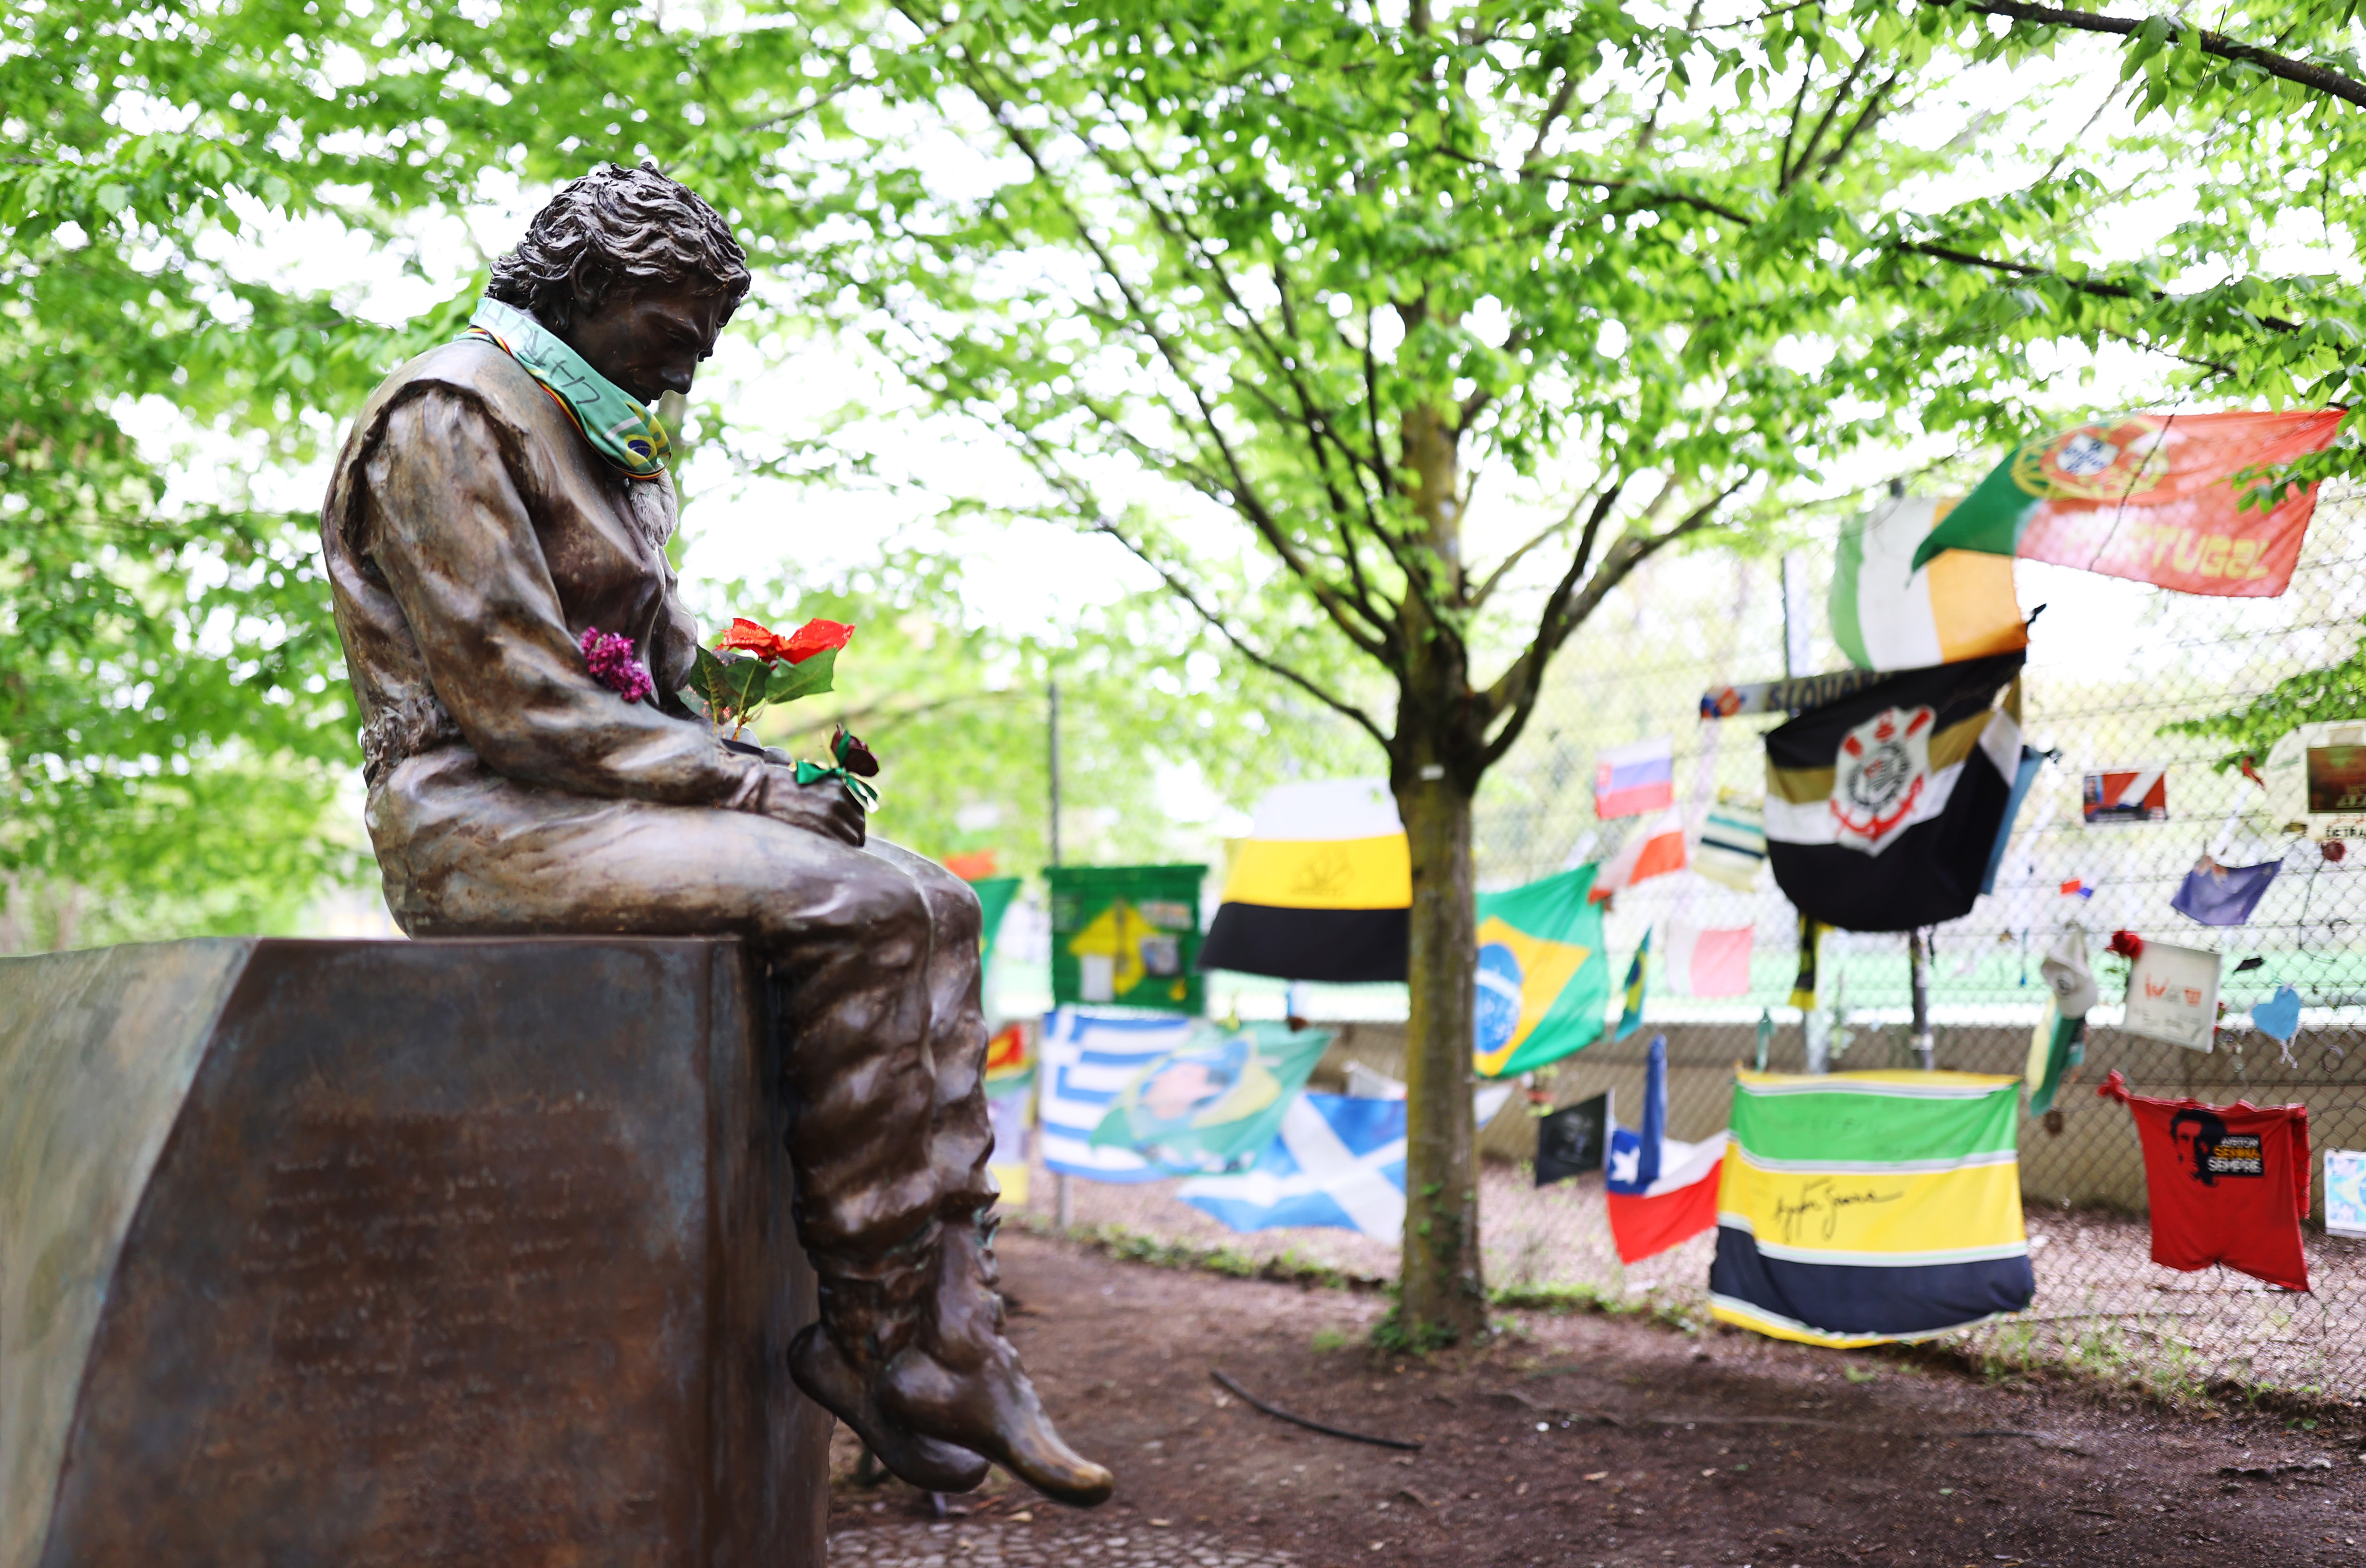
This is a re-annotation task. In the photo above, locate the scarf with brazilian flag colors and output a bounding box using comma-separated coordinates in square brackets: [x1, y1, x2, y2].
[1909, 410, 2346, 598]
[1198, 779, 1408, 983]
[1471, 865, 1611, 1079]
[1613, 933, 1649, 1042]
[462, 297, 672, 478]
[1709, 1070, 2035, 1348]
[1831, 496, 2027, 671]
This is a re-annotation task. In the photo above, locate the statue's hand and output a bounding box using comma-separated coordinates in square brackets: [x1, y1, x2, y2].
[762, 771, 868, 847]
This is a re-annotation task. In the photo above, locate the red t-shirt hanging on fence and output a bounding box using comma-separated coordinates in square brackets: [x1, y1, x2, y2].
[2097, 1070, 2311, 1293]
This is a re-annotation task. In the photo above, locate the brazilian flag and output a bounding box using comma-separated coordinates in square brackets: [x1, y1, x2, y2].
[1090, 1020, 1333, 1168]
[1472, 866, 1612, 1079]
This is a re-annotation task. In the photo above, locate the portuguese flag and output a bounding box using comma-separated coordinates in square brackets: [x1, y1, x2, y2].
[1910, 410, 2346, 598]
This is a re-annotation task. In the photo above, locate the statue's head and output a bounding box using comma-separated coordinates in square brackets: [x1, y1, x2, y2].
[487, 160, 751, 403]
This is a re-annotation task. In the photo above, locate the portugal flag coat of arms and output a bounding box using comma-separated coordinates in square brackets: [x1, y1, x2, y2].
[1762, 651, 2024, 932]
[1910, 409, 2344, 598]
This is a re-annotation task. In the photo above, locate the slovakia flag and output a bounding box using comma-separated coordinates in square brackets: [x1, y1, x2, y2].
[1604, 1034, 1727, 1265]
[1594, 737, 1676, 819]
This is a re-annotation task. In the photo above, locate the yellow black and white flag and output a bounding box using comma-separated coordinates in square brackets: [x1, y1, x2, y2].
[1198, 779, 1409, 983]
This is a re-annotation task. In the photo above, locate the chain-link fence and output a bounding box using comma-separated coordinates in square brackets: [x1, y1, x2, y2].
[1013, 490, 2366, 1403]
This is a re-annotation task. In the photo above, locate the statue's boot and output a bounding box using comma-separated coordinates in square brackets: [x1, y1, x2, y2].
[878, 1214, 1115, 1508]
[787, 1233, 991, 1494]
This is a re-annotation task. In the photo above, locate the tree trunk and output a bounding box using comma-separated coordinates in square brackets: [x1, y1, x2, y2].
[1395, 762, 1484, 1344]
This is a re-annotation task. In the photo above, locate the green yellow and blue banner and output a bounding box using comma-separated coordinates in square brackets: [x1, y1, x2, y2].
[1708, 1069, 2034, 1348]
[1472, 865, 1611, 1079]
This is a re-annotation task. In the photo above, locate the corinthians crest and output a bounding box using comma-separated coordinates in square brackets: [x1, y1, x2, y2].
[1831, 704, 1934, 854]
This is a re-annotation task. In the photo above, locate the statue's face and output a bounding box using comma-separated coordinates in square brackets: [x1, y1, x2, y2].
[564, 283, 730, 404]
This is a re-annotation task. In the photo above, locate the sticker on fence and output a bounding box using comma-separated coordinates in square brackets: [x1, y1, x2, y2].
[2082, 768, 2168, 824]
[2120, 938, 2222, 1053]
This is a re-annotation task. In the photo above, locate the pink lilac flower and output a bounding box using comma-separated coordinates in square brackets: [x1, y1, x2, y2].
[579, 626, 654, 703]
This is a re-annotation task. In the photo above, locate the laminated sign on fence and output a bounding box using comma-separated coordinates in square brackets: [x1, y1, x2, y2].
[1047, 864, 1206, 1013]
[1709, 1071, 2035, 1349]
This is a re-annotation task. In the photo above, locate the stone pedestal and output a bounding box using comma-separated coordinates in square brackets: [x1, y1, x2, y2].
[0, 936, 828, 1568]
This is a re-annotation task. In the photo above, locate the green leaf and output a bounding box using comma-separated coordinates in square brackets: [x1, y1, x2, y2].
[765, 645, 838, 704]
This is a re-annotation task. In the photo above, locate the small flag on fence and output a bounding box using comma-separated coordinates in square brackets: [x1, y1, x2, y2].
[1536, 1092, 1612, 1186]
[1038, 1009, 1201, 1183]
[1709, 1070, 2035, 1347]
[1910, 409, 2346, 598]
[1591, 808, 1688, 902]
[1604, 1035, 1727, 1264]
[1472, 865, 1611, 1079]
[1614, 934, 1650, 1041]
[2171, 855, 2282, 927]
[1594, 737, 1676, 819]
[1693, 792, 1768, 891]
[1663, 923, 1753, 998]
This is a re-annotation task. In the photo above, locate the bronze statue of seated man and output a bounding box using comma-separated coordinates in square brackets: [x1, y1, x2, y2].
[320, 161, 1110, 1506]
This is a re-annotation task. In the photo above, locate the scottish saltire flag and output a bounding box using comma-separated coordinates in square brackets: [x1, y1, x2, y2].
[1830, 495, 2027, 671]
[1709, 1070, 2034, 1348]
[1604, 1035, 1727, 1264]
[1038, 1009, 1201, 1183]
[1179, 1093, 1408, 1237]
[1471, 865, 1610, 1079]
[1594, 737, 1675, 818]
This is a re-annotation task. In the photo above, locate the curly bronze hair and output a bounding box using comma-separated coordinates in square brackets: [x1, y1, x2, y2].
[486, 161, 751, 335]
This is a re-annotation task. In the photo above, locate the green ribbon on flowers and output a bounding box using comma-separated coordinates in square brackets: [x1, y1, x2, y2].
[795, 758, 879, 807]
[460, 297, 672, 479]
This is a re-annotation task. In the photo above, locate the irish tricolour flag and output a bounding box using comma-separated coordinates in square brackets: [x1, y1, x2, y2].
[1910, 410, 2346, 598]
[1831, 496, 2027, 672]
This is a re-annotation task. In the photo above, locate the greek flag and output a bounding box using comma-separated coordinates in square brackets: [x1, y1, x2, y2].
[1038, 1008, 1197, 1183]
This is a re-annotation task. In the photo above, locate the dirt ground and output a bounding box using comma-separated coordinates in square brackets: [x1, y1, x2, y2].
[825, 1232, 2366, 1568]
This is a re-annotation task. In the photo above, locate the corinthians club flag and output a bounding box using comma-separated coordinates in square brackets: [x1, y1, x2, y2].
[1199, 779, 1409, 982]
[1910, 409, 2346, 598]
[1710, 1070, 2035, 1348]
[1763, 651, 2025, 932]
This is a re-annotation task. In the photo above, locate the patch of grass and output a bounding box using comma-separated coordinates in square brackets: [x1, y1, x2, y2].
[1372, 1305, 1462, 1355]
[1009, 1213, 1389, 1293]
[1842, 1365, 1879, 1385]
[1310, 1326, 1353, 1353]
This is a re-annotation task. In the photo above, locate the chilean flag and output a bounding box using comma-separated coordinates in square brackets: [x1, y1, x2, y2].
[1604, 1034, 1727, 1265]
[1594, 737, 1675, 819]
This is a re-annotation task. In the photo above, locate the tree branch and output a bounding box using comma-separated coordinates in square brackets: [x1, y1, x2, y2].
[1479, 487, 1736, 769]
[1468, 485, 1598, 609]
[1477, 483, 1623, 727]
[1091, 518, 1393, 751]
[1924, 0, 2366, 112]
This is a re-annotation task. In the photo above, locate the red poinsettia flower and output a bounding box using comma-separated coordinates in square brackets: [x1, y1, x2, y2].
[714, 616, 856, 665]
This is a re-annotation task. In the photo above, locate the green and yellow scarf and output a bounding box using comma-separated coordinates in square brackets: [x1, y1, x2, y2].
[460, 297, 672, 479]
